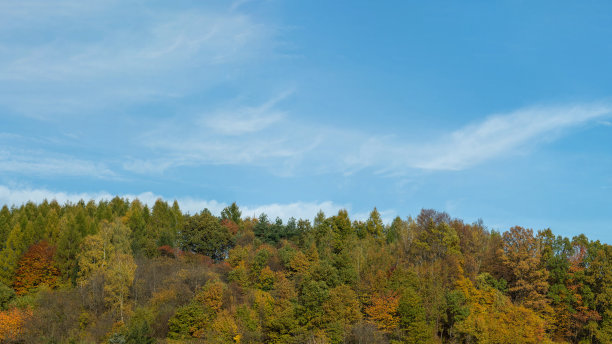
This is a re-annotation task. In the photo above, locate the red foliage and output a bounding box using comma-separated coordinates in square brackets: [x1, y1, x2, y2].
[221, 219, 239, 235]
[215, 261, 232, 275]
[158, 245, 183, 258]
[12, 241, 60, 295]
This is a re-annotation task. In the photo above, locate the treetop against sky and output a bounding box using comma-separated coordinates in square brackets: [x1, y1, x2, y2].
[1, 0, 611, 242]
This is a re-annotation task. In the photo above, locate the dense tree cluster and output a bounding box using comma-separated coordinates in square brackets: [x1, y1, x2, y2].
[0, 198, 610, 343]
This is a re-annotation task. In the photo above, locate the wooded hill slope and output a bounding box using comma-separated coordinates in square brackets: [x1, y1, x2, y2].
[0, 198, 610, 343]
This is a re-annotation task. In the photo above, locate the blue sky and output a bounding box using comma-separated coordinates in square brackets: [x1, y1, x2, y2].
[1, 0, 611, 242]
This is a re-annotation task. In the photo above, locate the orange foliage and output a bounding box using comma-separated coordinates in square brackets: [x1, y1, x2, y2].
[0, 307, 32, 342]
[12, 241, 60, 295]
[365, 291, 400, 333]
[196, 280, 225, 312]
[158, 245, 182, 258]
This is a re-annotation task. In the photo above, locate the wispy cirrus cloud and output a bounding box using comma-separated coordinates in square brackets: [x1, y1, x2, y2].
[0, 0, 275, 119]
[203, 90, 293, 135]
[126, 100, 612, 176]
[343, 102, 612, 173]
[0, 149, 115, 179]
[123, 89, 318, 174]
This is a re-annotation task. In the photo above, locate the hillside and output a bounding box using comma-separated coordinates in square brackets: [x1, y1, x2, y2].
[0, 198, 610, 343]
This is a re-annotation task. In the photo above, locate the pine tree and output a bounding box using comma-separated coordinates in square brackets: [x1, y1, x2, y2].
[365, 208, 384, 238]
[0, 224, 28, 285]
[0, 206, 12, 250]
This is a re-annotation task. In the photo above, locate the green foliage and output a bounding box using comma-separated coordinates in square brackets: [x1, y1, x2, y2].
[126, 200, 151, 257]
[0, 206, 11, 250]
[0, 224, 26, 285]
[476, 272, 507, 292]
[123, 307, 155, 344]
[398, 287, 432, 343]
[298, 280, 330, 327]
[254, 214, 298, 244]
[221, 202, 242, 225]
[366, 208, 384, 238]
[167, 302, 213, 339]
[0, 282, 15, 310]
[0, 199, 609, 343]
[181, 210, 233, 261]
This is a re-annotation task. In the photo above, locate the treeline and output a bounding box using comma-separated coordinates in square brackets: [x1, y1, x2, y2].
[0, 198, 610, 343]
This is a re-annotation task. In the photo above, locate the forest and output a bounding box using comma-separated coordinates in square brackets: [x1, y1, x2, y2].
[0, 198, 610, 344]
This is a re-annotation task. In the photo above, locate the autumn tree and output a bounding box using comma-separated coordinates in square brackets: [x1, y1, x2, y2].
[501, 226, 551, 314]
[322, 284, 361, 342]
[365, 291, 400, 333]
[453, 276, 551, 344]
[105, 252, 137, 323]
[12, 241, 60, 295]
[0, 307, 32, 342]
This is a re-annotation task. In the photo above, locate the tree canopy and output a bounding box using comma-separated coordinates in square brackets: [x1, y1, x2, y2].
[0, 200, 609, 343]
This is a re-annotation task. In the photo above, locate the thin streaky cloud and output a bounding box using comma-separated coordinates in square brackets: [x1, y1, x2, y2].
[411, 103, 612, 170]
[129, 101, 612, 176]
[230, 0, 255, 12]
[0, 1, 274, 118]
[0, 150, 116, 179]
[203, 90, 294, 135]
[124, 90, 311, 174]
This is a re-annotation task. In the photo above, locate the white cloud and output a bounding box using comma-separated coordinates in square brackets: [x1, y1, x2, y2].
[124, 90, 316, 174]
[341, 102, 612, 173]
[0, 0, 275, 118]
[128, 101, 612, 177]
[241, 201, 347, 221]
[411, 103, 612, 170]
[0, 185, 392, 223]
[204, 90, 292, 135]
[2, 3, 269, 80]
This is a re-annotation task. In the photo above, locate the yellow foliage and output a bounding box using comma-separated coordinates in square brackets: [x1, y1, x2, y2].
[151, 288, 177, 307]
[228, 246, 249, 268]
[258, 266, 275, 290]
[253, 289, 275, 317]
[454, 276, 552, 344]
[323, 284, 362, 325]
[273, 271, 296, 301]
[196, 280, 226, 312]
[288, 250, 310, 275]
[208, 310, 240, 343]
[229, 263, 249, 288]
